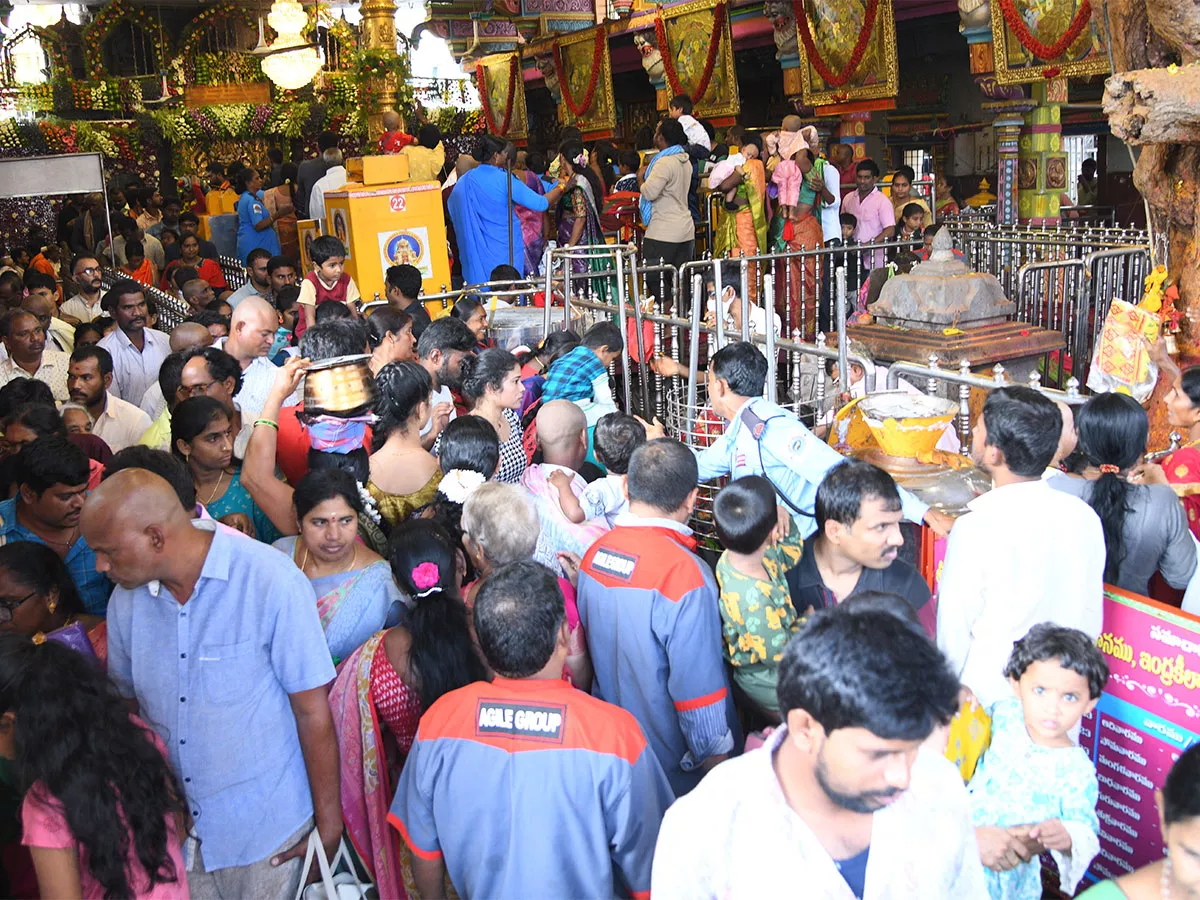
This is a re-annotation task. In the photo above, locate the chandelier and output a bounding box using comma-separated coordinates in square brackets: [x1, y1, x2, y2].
[260, 0, 322, 90]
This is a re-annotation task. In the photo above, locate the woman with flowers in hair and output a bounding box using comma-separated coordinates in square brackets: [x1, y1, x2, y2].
[273, 468, 405, 664]
[366, 360, 444, 528]
[555, 140, 612, 300]
[328, 519, 489, 900]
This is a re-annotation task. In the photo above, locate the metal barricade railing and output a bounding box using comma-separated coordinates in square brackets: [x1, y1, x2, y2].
[885, 358, 1083, 452]
[100, 268, 190, 330]
[218, 256, 247, 290]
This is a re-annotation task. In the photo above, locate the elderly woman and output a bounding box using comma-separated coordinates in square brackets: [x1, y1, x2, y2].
[447, 134, 566, 284]
[274, 469, 404, 664]
[461, 481, 591, 691]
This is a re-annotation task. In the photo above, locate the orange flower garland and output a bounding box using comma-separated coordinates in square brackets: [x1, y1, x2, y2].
[551, 27, 606, 118]
[476, 55, 518, 135]
[655, 1, 726, 105]
[996, 0, 1093, 61]
[791, 0, 879, 88]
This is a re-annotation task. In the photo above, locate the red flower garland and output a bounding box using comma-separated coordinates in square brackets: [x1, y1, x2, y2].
[476, 55, 517, 135]
[655, 0, 726, 105]
[552, 27, 605, 118]
[791, 0, 880, 88]
[996, 0, 1093, 62]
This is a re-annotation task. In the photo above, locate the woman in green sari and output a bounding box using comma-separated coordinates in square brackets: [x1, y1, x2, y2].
[556, 140, 613, 302]
[710, 134, 767, 300]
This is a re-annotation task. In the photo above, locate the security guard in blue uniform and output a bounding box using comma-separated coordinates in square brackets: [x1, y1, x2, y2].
[647, 342, 952, 539]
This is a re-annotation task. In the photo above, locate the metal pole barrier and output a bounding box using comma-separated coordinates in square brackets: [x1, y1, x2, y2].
[835, 265, 848, 394]
[614, 248, 633, 414]
[543, 251, 554, 339]
[713, 257, 725, 349]
[686, 272, 703, 442]
[740, 256, 750, 342]
[763, 277, 777, 404]
[628, 246, 651, 418]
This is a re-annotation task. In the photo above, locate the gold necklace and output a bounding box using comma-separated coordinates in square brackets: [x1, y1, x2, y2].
[200, 471, 226, 505]
[298, 540, 357, 578]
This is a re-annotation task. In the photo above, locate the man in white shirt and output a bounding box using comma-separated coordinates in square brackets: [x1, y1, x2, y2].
[415, 317, 475, 447]
[97, 280, 171, 406]
[67, 345, 152, 452]
[652, 603, 986, 898]
[308, 148, 348, 227]
[21, 275, 74, 353]
[61, 255, 106, 323]
[937, 385, 1106, 709]
[214, 296, 287, 423]
[0, 309, 69, 401]
[226, 248, 273, 310]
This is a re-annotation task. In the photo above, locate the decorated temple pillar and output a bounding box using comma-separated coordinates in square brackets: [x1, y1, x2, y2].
[358, 0, 399, 141]
[837, 112, 870, 165]
[994, 115, 1023, 225]
[1016, 79, 1067, 225]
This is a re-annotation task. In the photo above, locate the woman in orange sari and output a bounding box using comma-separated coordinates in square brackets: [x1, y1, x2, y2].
[772, 126, 834, 337]
[934, 172, 960, 218]
[1132, 342, 1200, 539]
[711, 134, 767, 301]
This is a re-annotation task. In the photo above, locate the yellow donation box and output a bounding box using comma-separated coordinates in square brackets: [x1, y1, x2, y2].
[322, 180, 450, 302]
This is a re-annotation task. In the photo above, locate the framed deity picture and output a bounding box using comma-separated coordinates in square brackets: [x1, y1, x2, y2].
[654, 0, 740, 122]
[297, 219, 323, 275]
[476, 51, 528, 143]
[793, 0, 898, 108]
[544, 25, 617, 138]
[989, 0, 1109, 85]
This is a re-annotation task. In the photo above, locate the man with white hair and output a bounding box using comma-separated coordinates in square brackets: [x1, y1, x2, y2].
[308, 148, 347, 226]
[215, 296, 293, 422]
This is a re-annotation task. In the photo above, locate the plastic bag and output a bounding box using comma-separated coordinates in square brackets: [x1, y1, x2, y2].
[1086, 298, 1160, 402]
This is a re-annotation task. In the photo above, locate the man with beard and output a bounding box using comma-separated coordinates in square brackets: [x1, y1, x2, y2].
[62, 256, 105, 323]
[98, 280, 170, 405]
[68, 345, 151, 452]
[651, 603, 986, 898]
[0, 309, 69, 401]
[227, 248, 274, 309]
[786, 459, 933, 636]
[415, 316, 476, 448]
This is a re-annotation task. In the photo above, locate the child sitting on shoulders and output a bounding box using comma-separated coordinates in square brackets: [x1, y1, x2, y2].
[554, 412, 645, 527]
[296, 235, 360, 339]
[969, 623, 1108, 900]
[712, 475, 803, 721]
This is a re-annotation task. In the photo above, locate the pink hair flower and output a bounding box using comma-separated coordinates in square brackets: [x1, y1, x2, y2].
[411, 562, 440, 593]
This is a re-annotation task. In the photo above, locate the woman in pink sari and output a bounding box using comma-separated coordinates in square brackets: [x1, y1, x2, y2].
[329, 519, 488, 899]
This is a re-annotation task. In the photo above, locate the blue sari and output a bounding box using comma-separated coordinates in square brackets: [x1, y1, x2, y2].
[447, 164, 550, 283]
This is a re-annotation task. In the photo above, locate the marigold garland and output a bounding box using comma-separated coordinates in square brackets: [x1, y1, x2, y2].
[791, 0, 879, 88]
[476, 55, 517, 134]
[996, 0, 1093, 62]
[551, 27, 605, 118]
[655, 1, 726, 105]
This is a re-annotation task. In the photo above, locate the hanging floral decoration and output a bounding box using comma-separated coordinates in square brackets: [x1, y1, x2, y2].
[176, 2, 259, 58]
[995, 0, 1093, 61]
[655, 1, 726, 104]
[790, 0, 879, 88]
[476, 54, 518, 134]
[551, 27, 605, 118]
[81, 0, 171, 80]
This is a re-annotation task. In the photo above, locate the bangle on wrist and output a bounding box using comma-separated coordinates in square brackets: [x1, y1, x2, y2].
[253, 418, 278, 430]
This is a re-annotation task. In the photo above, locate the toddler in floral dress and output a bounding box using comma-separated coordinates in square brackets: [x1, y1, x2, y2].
[968, 623, 1109, 900]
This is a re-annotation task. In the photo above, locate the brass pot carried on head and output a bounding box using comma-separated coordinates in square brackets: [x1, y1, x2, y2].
[303, 354, 377, 418]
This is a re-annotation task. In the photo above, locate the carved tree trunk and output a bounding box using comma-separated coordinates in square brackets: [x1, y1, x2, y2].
[1102, 0, 1200, 352]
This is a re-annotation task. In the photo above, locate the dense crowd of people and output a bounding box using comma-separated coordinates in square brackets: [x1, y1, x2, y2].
[0, 115, 1185, 900]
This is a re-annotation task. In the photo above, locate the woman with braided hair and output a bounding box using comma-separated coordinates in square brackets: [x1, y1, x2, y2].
[366, 361, 443, 528]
